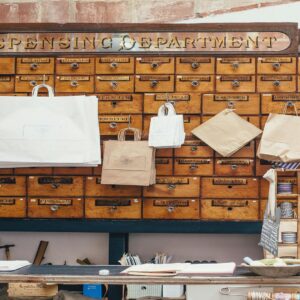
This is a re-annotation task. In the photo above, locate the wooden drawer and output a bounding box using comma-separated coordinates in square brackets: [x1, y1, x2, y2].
[261, 177, 297, 198]
[14, 167, 52, 175]
[201, 177, 259, 198]
[53, 167, 93, 175]
[96, 56, 134, 74]
[156, 158, 173, 176]
[16, 57, 54, 74]
[256, 159, 274, 176]
[176, 57, 214, 74]
[215, 159, 254, 176]
[136, 57, 174, 74]
[28, 197, 83, 218]
[0, 76, 14, 93]
[56, 57, 95, 75]
[143, 115, 201, 139]
[217, 57, 255, 74]
[28, 176, 83, 197]
[0, 197, 26, 218]
[143, 198, 199, 219]
[216, 75, 255, 93]
[202, 94, 260, 115]
[202, 115, 260, 129]
[0, 176, 26, 196]
[174, 158, 213, 176]
[261, 199, 298, 219]
[216, 141, 255, 158]
[99, 115, 142, 136]
[257, 75, 296, 92]
[175, 75, 214, 92]
[262, 93, 300, 114]
[0, 58, 15, 74]
[201, 199, 259, 220]
[85, 197, 141, 219]
[135, 75, 174, 92]
[55, 75, 94, 93]
[15, 75, 54, 93]
[174, 141, 213, 158]
[258, 57, 296, 74]
[144, 93, 201, 114]
[143, 176, 200, 198]
[96, 75, 134, 93]
[98, 94, 142, 114]
[156, 148, 173, 157]
[85, 176, 141, 197]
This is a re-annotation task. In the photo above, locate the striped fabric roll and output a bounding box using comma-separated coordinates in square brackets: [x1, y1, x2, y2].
[274, 162, 300, 170]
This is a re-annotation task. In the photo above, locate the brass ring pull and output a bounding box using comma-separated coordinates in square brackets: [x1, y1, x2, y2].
[191, 146, 198, 152]
[190, 163, 198, 170]
[51, 183, 60, 189]
[150, 80, 158, 88]
[231, 164, 238, 170]
[70, 80, 79, 87]
[227, 101, 235, 109]
[50, 205, 59, 212]
[272, 62, 281, 71]
[231, 62, 239, 70]
[191, 62, 200, 69]
[168, 184, 176, 190]
[191, 80, 199, 87]
[231, 80, 240, 88]
[111, 81, 118, 89]
[151, 62, 159, 69]
[30, 80, 37, 87]
[71, 62, 79, 70]
[273, 80, 281, 87]
[109, 122, 117, 129]
[167, 206, 175, 213]
[30, 63, 38, 70]
[110, 62, 118, 69]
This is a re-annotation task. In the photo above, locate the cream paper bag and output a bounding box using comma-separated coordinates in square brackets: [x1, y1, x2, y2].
[101, 128, 156, 186]
[258, 103, 300, 162]
[192, 109, 262, 157]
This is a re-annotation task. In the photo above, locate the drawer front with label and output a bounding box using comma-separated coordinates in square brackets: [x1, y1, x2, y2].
[201, 199, 259, 220]
[0, 76, 14, 93]
[0, 176, 26, 196]
[85, 176, 142, 197]
[0, 58, 15, 74]
[143, 176, 200, 198]
[257, 75, 296, 92]
[28, 176, 84, 197]
[56, 57, 95, 75]
[155, 158, 173, 176]
[98, 94, 142, 114]
[201, 177, 259, 198]
[176, 57, 214, 74]
[261, 93, 300, 114]
[174, 158, 213, 176]
[135, 75, 174, 92]
[28, 197, 83, 218]
[174, 141, 213, 158]
[217, 57, 255, 74]
[55, 76, 94, 93]
[96, 75, 134, 93]
[0, 197, 26, 218]
[143, 93, 201, 114]
[257, 57, 296, 74]
[96, 57, 134, 74]
[99, 115, 142, 135]
[143, 198, 199, 219]
[15, 75, 54, 92]
[215, 159, 254, 176]
[216, 75, 255, 93]
[16, 57, 54, 74]
[216, 141, 255, 158]
[202, 94, 260, 115]
[85, 197, 141, 219]
[176, 75, 214, 92]
[136, 57, 174, 74]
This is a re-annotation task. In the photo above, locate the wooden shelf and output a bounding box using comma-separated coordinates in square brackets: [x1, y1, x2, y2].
[277, 194, 298, 199]
[278, 243, 298, 247]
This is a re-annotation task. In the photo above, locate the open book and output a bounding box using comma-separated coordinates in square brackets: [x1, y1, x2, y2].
[0, 260, 31, 271]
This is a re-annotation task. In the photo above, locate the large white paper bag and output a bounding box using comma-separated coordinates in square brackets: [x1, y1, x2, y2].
[192, 109, 262, 157]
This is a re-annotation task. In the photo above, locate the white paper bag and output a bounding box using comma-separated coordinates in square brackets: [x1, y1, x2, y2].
[0, 84, 100, 167]
[148, 102, 185, 148]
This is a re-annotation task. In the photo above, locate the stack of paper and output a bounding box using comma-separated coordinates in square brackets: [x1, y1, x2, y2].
[0, 260, 31, 271]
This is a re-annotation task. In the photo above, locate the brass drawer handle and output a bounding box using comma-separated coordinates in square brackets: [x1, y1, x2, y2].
[167, 206, 175, 213]
[191, 80, 199, 87]
[191, 146, 198, 152]
[273, 80, 281, 87]
[231, 164, 238, 170]
[110, 62, 118, 69]
[190, 163, 198, 170]
[70, 80, 79, 87]
[71, 62, 79, 70]
[151, 62, 159, 69]
[111, 81, 118, 89]
[191, 62, 200, 69]
[109, 206, 117, 212]
[111, 101, 117, 107]
[30, 63, 38, 70]
[30, 80, 37, 87]
[231, 62, 239, 70]
[272, 62, 281, 71]
[109, 122, 117, 129]
[51, 183, 60, 189]
[50, 205, 59, 212]
[150, 80, 158, 88]
[168, 184, 176, 190]
[227, 101, 235, 109]
[231, 80, 240, 88]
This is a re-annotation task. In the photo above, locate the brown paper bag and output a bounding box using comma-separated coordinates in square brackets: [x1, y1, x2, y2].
[258, 103, 300, 162]
[101, 127, 156, 186]
[191, 109, 262, 157]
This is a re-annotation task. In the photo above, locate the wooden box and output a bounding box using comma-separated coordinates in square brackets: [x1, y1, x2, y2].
[16, 57, 54, 74]
[257, 57, 296, 74]
[55, 75, 94, 93]
[135, 57, 174, 74]
[174, 158, 213, 176]
[257, 75, 296, 92]
[143, 198, 199, 219]
[176, 57, 214, 74]
[135, 75, 174, 92]
[96, 56, 134, 74]
[96, 75, 134, 93]
[216, 75, 255, 93]
[56, 57, 95, 75]
[0, 176, 26, 196]
[0, 197, 26, 218]
[15, 75, 54, 92]
[175, 75, 214, 92]
[85, 197, 141, 219]
[215, 159, 254, 176]
[216, 57, 255, 74]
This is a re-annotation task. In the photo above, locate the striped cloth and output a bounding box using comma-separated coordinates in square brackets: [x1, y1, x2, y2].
[273, 162, 300, 170]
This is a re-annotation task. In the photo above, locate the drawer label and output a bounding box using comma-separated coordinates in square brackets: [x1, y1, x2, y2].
[58, 76, 90, 81]
[278, 178, 297, 184]
[260, 57, 292, 63]
[59, 58, 90, 63]
[212, 200, 248, 207]
[219, 58, 252, 63]
[156, 177, 189, 185]
[21, 58, 51, 63]
[154, 94, 190, 101]
[99, 116, 130, 122]
[219, 76, 252, 81]
[0, 177, 16, 184]
[37, 177, 73, 184]
[0, 76, 12, 82]
[18, 75, 50, 81]
[177, 159, 211, 164]
[272, 94, 300, 101]
[180, 57, 211, 63]
[260, 75, 293, 81]
[0, 199, 15, 205]
[38, 199, 72, 205]
[213, 178, 248, 185]
[155, 158, 170, 164]
[138, 57, 170, 63]
[95, 199, 131, 206]
[138, 75, 170, 81]
[100, 57, 130, 63]
[98, 94, 133, 101]
[217, 159, 252, 165]
[153, 199, 189, 207]
[213, 95, 249, 101]
[97, 76, 130, 81]
[178, 76, 211, 81]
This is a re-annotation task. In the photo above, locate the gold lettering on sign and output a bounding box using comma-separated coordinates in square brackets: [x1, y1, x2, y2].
[154, 200, 189, 207]
[155, 94, 190, 101]
[213, 178, 248, 185]
[214, 95, 249, 101]
[156, 177, 189, 185]
[38, 199, 72, 205]
[99, 116, 130, 123]
[272, 95, 300, 101]
[98, 95, 133, 101]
